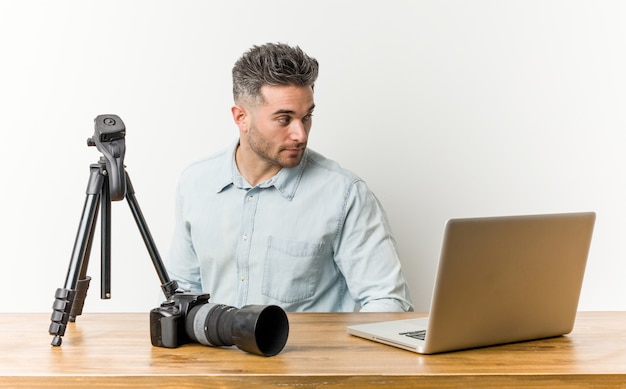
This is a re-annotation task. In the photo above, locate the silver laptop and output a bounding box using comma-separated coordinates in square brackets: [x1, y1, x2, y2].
[348, 212, 596, 354]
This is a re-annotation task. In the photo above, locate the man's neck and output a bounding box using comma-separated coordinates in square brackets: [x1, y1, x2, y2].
[235, 143, 281, 187]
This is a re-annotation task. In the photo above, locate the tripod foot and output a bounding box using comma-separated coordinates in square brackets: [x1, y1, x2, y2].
[51, 335, 63, 347]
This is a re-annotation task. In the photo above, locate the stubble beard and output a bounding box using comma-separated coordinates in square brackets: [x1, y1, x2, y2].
[247, 126, 306, 169]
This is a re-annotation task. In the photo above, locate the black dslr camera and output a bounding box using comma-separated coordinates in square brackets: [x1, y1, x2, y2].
[150, 292, 289, 356]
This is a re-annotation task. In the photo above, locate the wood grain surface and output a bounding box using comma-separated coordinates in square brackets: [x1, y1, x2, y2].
[1, 312, 625, 388]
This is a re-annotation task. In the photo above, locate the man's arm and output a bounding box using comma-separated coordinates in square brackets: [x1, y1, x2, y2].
[166, 180, 203, 293]
[333, 180, 413, 312]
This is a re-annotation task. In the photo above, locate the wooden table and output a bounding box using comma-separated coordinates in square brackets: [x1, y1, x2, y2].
[1, 312, 625, 388]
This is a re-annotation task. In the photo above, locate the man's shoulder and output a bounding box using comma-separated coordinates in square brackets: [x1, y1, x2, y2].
[177, 147, 233, 191]
[305, 149, 360, 183]
[180, 148, 230, 177]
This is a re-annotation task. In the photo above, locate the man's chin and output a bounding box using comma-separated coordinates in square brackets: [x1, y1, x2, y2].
[280, 158, 303, 168]
[279, 153, 304, 168]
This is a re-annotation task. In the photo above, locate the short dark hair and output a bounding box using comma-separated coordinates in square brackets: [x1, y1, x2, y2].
[232, 43, 319, 105]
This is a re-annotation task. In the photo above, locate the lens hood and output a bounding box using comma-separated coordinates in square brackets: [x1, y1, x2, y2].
[232, 305, 289, 356]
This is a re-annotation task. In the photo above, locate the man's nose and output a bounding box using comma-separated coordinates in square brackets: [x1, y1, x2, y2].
[289, 121, 308, 142]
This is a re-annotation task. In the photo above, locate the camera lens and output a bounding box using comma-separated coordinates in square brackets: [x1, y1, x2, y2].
[185, 303, 289, 356]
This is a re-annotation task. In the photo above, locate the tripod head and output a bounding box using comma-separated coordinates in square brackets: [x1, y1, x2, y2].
[87, 114, 127, 201]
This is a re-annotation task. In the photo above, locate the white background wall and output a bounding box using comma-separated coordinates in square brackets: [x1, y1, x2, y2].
[1, 0, 624, 313]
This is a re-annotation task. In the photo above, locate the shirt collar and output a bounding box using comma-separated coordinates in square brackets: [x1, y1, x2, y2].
[216, 140, 306, 201]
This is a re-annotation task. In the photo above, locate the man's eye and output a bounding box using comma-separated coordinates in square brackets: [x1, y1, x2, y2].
[277, 116, 291, 124]
[303, 114, 313, 123]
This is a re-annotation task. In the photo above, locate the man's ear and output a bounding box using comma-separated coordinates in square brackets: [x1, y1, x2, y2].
[231, 105, 249, 132]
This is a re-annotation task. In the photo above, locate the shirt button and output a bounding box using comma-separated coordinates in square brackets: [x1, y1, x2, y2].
[242, 234, 248, 241]
[247, 196, 254, 202]
[240, 276, 245, 281]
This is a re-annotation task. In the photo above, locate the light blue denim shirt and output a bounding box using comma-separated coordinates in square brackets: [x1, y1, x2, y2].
[166, 141, 413, 312]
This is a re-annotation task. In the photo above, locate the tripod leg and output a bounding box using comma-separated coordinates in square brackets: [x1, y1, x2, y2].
[124, 172, 178, 298]
[101, 175, 112, 299]
[70, 172, 108, 320]
[49, 164, 105, 346]
[68, 202, 98, 322]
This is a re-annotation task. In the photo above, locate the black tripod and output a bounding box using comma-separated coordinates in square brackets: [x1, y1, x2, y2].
[49, 115, 178, 346]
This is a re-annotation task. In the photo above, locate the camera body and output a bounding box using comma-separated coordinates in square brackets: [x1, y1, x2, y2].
[150, 292, 289, 356]
[150, 292, 209, 348]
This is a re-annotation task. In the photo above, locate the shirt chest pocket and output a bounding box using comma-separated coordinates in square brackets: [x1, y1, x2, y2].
[262, 236, 326, 303]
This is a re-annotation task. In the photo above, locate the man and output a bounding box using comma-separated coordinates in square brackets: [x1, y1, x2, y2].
[167, 43, 413, 312]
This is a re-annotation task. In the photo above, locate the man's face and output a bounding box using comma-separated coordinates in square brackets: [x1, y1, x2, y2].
[242, 85, 315, 169]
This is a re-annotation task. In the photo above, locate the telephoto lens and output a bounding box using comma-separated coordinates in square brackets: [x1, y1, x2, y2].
[185, 303, 289, 356]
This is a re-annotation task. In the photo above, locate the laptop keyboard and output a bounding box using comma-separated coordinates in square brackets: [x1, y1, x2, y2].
[399, 330, 426, 341]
